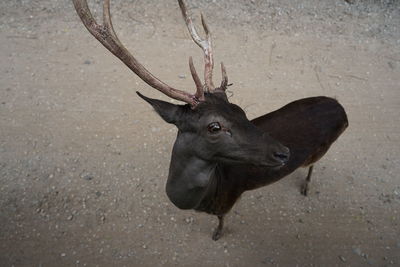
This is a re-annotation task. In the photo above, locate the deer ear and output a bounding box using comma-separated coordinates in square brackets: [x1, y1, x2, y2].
[136, 91, 185, 125]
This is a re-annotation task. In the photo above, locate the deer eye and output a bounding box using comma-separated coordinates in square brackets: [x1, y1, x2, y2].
[207, 122, 221, 133]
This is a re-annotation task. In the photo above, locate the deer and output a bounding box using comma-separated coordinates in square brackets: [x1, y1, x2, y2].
[72, 0, 348, 240]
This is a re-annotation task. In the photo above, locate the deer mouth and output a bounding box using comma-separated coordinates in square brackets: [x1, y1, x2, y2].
[214, 154, 288, 168]
[258, 161, 286, 168]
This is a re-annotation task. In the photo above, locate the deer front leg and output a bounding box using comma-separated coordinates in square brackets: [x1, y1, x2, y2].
[301, 165, 314, 196]
[212, 215, 224, 241]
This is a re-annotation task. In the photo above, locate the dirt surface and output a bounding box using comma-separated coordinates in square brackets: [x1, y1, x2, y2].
[1, 0, 399, 266]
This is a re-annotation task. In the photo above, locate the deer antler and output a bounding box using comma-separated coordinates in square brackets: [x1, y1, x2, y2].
[72, 0, 204, 107]
[178, 0, 213, 92]
[178, 0, 229, 92]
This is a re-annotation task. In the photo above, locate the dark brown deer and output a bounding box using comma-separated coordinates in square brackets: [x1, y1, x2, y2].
[72, 0, 348, 240]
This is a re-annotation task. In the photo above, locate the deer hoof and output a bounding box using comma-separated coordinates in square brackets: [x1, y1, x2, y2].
[301, 183, 309, 196]
[212, 228, 222, 241]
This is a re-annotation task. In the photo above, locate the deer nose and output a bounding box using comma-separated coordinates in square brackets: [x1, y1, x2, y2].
[272, 147, 290, 164]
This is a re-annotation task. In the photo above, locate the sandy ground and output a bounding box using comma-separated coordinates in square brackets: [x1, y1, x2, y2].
[1, 0, 399, 266]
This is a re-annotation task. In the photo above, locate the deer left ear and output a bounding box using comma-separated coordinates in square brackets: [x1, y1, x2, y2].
[136, 91, 185, 125]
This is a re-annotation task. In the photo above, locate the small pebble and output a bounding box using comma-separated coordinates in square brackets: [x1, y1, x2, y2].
[353, 247, 362, 256]
[82, 174, 93, 181]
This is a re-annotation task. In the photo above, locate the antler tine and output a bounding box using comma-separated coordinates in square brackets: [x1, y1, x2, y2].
[72, 0, 200, 107]
[178, 0, 215, 92]
[189, 57, 205, 101]
[219, 62, 228, 91]
[200, 14, 215, 91]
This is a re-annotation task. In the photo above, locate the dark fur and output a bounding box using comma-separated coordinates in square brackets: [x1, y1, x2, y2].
[138, 92, 348, 239]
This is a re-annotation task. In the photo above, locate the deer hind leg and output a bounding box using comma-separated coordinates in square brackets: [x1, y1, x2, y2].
[301, 165, 314, 196]
[212, 215, 224, 241]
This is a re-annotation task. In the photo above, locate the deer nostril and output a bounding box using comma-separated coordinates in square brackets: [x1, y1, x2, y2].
[273, 150, 290, 163]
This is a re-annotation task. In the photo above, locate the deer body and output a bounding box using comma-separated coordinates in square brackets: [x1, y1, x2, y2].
[73, 0, 348, 240]
[140, 93, 347, 239]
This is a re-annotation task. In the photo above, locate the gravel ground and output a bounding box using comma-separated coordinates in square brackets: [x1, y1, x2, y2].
[1, 0, 399, 266]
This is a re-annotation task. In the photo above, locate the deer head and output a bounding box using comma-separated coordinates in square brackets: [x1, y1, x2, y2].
[72, 0, 290, 169]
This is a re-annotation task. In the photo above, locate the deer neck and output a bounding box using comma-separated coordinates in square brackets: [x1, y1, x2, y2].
[166, 135, 218, 210]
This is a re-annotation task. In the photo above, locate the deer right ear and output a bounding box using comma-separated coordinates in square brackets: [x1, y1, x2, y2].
[136, 91, 185, 126]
